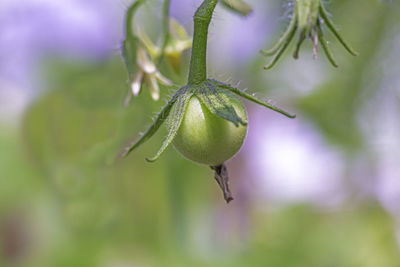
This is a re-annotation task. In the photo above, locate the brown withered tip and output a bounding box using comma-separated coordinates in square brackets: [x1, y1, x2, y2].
[211, 164, 234, 203]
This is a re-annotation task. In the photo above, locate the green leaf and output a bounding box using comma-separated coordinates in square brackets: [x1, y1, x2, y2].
[146, 89, 193, 162]
[120, 87, 185, 158]
[196, 80, 247, 127]
[218, 82, 296, 119]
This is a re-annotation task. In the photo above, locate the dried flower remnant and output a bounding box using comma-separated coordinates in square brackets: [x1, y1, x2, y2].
[122, 0, 173, 104]
[138, 18, 192, 73]
[125, 45, 172, 104]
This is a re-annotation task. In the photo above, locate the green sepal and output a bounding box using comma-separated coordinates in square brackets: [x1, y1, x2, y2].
[296, 0, 319, 36]
[120, 87, 184, 158]
[293, 0, 319, 59]
[309, 0, 320, 31]
[262, 0, 357, 70]
[319, 3, 358, 56]
[317, 19, 338, 67]
[261, 12, 298, 56]
[220, 0, 253, 17]
[218, 82, 296, 119]
[146, 87, 193, 162]
[263, 16, 298, 70]
[293, 30, 306, 59]
[196, 80, 247, 127]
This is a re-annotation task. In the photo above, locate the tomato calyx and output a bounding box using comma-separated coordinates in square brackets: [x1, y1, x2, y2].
[121, 78, 295, 202]
[260, 0, 358, 69]
[121, 79, 295, 161]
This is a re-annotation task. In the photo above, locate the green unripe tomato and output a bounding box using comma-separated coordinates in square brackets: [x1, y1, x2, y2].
[169, 94, 248, 166]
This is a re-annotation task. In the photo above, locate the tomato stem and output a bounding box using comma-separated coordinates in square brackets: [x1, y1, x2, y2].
[187, 0, 218, 85]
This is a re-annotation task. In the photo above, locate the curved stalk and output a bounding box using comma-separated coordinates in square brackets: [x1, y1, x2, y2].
[157, 0, 171, 66]
[125, 0, 146, 39]
[187, 0, 218, 85]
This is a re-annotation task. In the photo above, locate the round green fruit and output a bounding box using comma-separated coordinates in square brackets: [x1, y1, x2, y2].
[169, 94, 248, 165]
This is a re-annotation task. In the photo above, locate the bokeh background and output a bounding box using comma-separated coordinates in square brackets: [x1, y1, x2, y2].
[1, 0, 400, 266]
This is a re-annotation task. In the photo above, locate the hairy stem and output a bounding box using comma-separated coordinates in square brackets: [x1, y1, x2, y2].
[187, 0, 218, 85]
